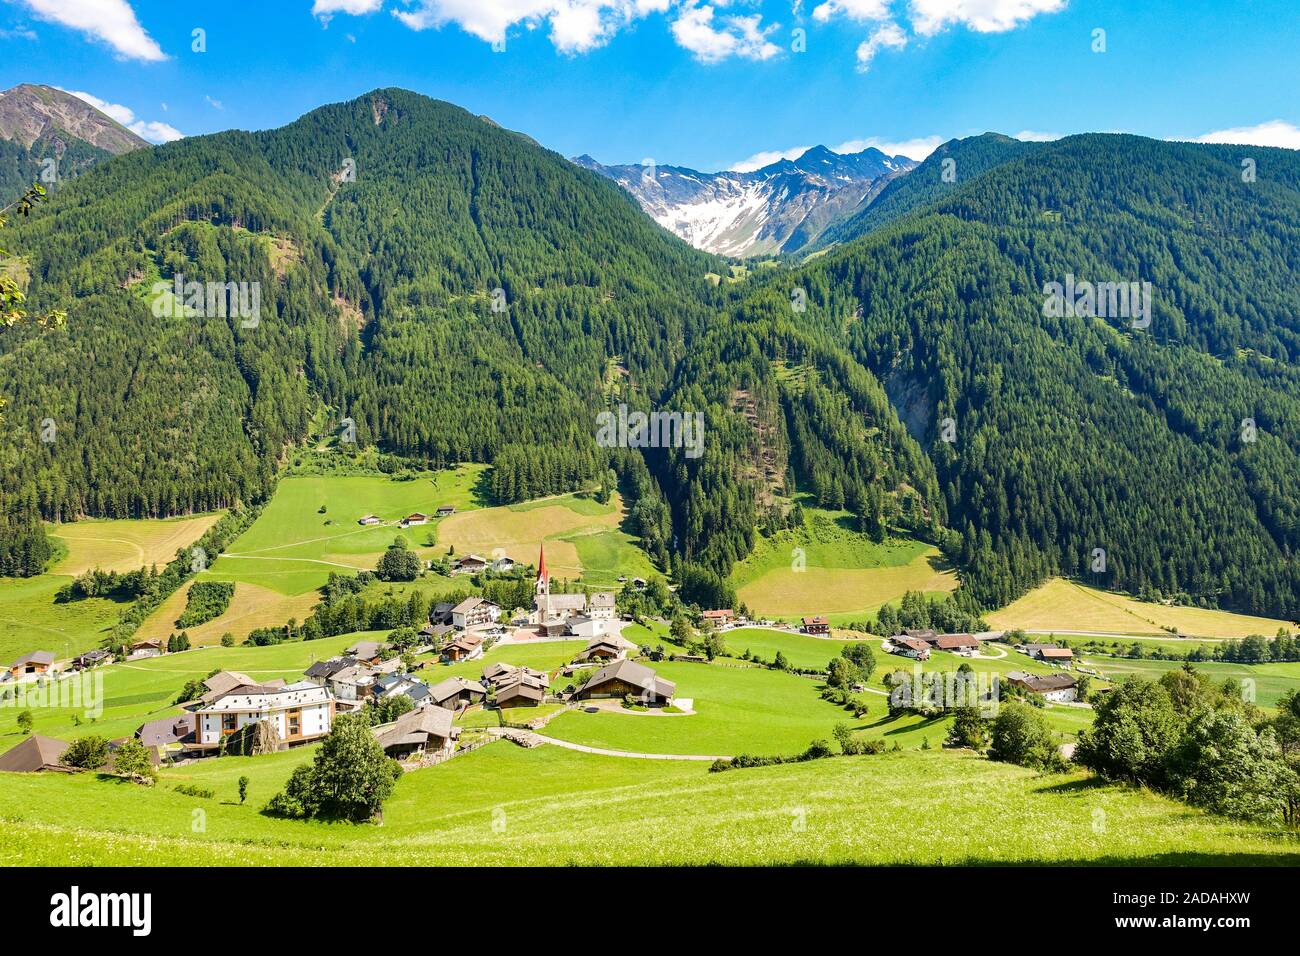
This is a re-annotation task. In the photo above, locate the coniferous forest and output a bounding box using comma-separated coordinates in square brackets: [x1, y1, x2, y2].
[3, 89, 1300, 619]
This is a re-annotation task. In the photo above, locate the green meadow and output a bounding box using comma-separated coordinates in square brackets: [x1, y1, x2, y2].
[2, 745, 1295, 866]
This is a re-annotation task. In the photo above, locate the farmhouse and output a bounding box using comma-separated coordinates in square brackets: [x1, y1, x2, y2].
[450, 553, 489, 575]
[7, 650, 55, 678]
[195, 671, 286, 707]
[420, 622, 455, 644]
[482, 662, 548, 687]
[322, 664, 378, 704]
[1023, 643, 1074, 662]
[574, 659, 675, 705]
[443, 633, 484, 662]
[491, 555, 518, 572]
[0, 735, 73, 773]
[357, 514, 381, 525]
[890, 636, 932, 660]
[701, 609, 734, 626]
[575, 637, 625, 663]
[587, 591, 617, 620]
[194, 682, 334, 751]
[496, 678, 546, 708]
[128, 638, 165, 659]
[374, 706, 458, 760]
[428, 676, 487, 710]
[934, 633, 981, 654]
[400, 512, 430, 527]
[1006, 672, 1079, 703]
[304, 656, 360, 684]
[345, 640, 389, 664]
[801, 616, 830, 635]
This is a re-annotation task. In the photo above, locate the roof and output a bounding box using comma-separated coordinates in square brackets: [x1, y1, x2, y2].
[892, 636, 931, 652]
[802, 615, 829, 625]
[451, 596, 498, 615]
[448, 633, 483, 651]
[1038, 647, 1074, 658]
[428, 676, 487, 703]
[701, 609, 733, 618]
[9, 650, 55, 668]
[496, 680, 545, 705]
[136, 713, 197, 748]
[536, 543, 549, 584]
[576, 659, 675, 700]
[375, 706, 456, 749]
[1011, 673, 1078, 693]
[304, 656, 359, 680]
[588, 592, 616, 608]
[935, 634, 979, 649]
[0, 735, 71, 772]
[198, 682, 332, 714]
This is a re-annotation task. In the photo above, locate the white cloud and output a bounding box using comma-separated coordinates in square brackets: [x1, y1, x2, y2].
[313, 0, 384, 14]
[0, 24, 39, 41]
[1191, 120, 1300, 150]
[832, 134, 945, 160]
[671, 4, 781, 64]
[389, 0, 670, 53]
[729, 145, 814, 172]
[1014, 129, 1063, 141]
[908, 0, 1067, 37]
[855, 21, 906, 72]
[64, 89, 184, 143]
[812, 0, 891, 24]
[205, 95, 225, 111]
[20, 0, 165, 61]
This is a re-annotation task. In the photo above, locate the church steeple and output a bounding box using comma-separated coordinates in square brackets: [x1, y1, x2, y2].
[535, 543, 551, 620]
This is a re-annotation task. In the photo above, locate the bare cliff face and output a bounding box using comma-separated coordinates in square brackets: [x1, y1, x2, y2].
[0, 83, 149, 154]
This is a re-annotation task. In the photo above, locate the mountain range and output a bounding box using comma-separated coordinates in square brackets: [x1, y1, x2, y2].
[574, 145, 914, 257]
[3, 86, 1300, 621]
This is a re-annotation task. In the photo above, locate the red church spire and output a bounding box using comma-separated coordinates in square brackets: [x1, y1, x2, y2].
[536, 543, 549, 584]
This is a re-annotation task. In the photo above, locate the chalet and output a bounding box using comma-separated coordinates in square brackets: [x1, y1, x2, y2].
[419, 622, 454, 644]
[801, 616, 830, 635]
[496, 679, 546, 708]
[195, 671, 287, 707]
[574, 659, 675, 706]
[71, 649, 111, 670]
[400, 512, 430, 527]
[435, 505, 456, 518]
[1006, 672, 1078, 703]
[431, 602, 456, 625]
[345, 640, 389, 664]
[370, 673, 432, 708]
[442, 633, 484, 662]
[127, 638, 165, 660]
[575, 637, 625, 663]
[450, 554, 489, 576]
[7, 651, 55, 678]
[491, 555, 517, 572]
[935, 633, 981, 654]
[428, 676, 487, 710]
[357, 514, 382, 526]
[194, 681, 334, 751]
[323, 664, 378, 704]
[701, 609, 735, 626]
[375, 706, 458, 760]
[451, 597, 500, 630]
[135, 714, 198, 752]
[890, 636, 932, 660]
[0, 735, 73, 773]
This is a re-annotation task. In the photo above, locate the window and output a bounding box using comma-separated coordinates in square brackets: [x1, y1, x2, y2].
[221, 714, 237, 733]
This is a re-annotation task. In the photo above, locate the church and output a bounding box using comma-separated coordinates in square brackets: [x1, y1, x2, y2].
[531, 544, 616, 636]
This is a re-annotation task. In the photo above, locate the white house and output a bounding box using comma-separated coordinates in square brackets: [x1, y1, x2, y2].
[357, 514, 381, 526]
[1006, 672, 1078, 703]
[587, 591, 616, 621]
[451, 597, 501, 630]
[195, 681, 335, 751]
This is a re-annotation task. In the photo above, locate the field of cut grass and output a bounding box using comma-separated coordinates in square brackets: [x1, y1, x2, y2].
[2, 745, 1296, 865]
[436, 491, 650, 586]
[989, 577, 1298, 639]
[731, 506, 956, 623]
[0, 514, 227, 665]
[134, 580, 323, 646]
[51, 514, 223, 576]
[1076, 655, 1300, 709]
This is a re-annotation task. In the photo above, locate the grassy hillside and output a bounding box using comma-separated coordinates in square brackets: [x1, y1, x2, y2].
[2, 745, 1294, 865]
[991, 578, 1298, 638]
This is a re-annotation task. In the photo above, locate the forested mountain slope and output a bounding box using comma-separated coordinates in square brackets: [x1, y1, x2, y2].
[757, 133, 1300, 617]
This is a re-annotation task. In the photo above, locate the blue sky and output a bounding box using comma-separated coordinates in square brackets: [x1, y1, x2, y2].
[2, 0, 1297, 171]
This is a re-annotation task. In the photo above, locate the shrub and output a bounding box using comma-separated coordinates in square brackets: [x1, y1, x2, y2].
[173, 783, 215, 799]
[989, 702, 1062, 771]
[61, 735, 110, 770]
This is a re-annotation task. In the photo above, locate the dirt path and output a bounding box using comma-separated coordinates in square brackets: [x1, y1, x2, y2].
[524, 732, 729, 762]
